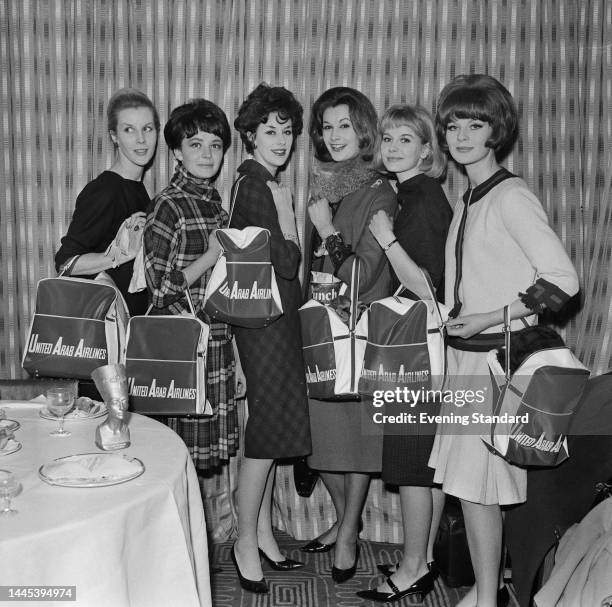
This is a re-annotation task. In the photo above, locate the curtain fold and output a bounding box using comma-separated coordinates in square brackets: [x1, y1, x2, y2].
[574, 0, 612, 373]
[0, 0, 609, 378]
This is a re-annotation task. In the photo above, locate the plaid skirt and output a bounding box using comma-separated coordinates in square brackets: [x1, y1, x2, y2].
[163, 336, 239, 471]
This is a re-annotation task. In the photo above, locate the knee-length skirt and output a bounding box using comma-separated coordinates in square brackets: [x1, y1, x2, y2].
[428, 346, 526, 505]
[308, 396, 383, 473]
[234, 308, 311, 460]
[165, 337, 239, 471]
[381, 394, 439, 486]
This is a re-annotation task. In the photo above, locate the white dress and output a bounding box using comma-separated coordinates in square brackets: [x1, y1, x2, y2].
[428, 172, 579, 505]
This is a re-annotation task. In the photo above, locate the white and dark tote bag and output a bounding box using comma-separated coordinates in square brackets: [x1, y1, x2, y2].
[124, 290, 211, 416]
[22, 270, 128, 380]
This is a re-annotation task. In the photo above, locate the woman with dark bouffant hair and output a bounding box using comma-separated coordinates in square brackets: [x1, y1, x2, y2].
[229, 83, 311, 594]
[300, 87, 397, 585]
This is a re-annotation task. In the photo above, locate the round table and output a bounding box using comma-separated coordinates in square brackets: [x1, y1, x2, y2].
[0, 401, 211, 607]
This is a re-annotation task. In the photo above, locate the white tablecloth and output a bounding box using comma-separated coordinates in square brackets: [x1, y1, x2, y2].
[0, 401, 211, 607]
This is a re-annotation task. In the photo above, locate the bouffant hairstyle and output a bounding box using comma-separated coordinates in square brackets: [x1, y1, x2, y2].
[435, 74, 519, 159]
[107, 88, 160, 135]
[309, 87, 378, 162]
[234, 83, 303, 154]
[164, 99, 231, 152]
[376, 104, 447, 179]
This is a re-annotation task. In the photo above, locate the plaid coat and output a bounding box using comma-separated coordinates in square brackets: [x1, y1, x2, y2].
[143, 163, 238, 469]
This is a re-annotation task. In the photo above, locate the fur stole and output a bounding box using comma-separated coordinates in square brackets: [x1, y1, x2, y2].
[309, 157, 379, 203]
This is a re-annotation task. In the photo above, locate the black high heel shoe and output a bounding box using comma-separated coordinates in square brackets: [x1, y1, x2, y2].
[331, 544, 360, 584]
[377, 559, 438, 580]
[356, 570, 434, 603]
[301, 518, 363, 553]
[231, 545, 268, 594]
[258, 548, 304, 570]
[300, 537, 335, 553]
[301, 524, 336, 553]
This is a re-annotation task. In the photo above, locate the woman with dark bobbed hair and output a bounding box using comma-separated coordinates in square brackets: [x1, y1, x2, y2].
[430, 74, 579, 607]
[144, 98, 241, 473]
[56, 88, 159, 316]
[301, 87, 396, 584]
[229, 83, 311, 594]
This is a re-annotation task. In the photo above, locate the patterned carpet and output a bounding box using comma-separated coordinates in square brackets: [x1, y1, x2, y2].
[210, 532, 518, 606]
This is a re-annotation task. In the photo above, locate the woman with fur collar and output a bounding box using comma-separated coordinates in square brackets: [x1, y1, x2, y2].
[300, 87, 397, 584]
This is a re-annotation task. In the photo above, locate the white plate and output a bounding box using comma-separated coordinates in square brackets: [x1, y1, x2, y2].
[38, 453, 145, 488]
[0, 440, 22, 456]
[0, 419, 20, 432]
[39, 402, 107, 421]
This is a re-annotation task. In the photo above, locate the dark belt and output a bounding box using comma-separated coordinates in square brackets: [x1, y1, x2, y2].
[447, 332, 506, 352]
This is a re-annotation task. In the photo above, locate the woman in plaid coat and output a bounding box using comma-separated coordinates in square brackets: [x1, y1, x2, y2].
[144, 99, 242, 471]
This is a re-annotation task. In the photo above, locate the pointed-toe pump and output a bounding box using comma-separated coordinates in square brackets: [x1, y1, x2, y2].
[356, 570, 434, 603]
[231, 545, 269, 594]
[302, 518, 363, 554]
[300, 538, 335, 553]
[258, 548, 304, 570]
[331, 544, 360, 584]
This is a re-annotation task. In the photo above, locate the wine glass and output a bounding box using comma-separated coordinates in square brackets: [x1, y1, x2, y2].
[46, 387, 75, 437]
[0, 469, 21, 515]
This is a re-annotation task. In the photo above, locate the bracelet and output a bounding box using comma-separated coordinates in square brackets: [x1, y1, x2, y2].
[283, 232, 299, 243]
[382, 238, 398, 251]
[324, 232, 353, 271]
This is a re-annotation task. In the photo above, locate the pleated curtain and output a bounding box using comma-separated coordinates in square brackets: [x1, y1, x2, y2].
[1, 0, 611, 378]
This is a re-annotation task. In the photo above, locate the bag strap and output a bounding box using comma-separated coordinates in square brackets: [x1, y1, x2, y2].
[142, 289, 197, 318]
[503, 305, 511, 381]
[58, 255, 81, 277]
[348, 257, 360, 331]
[227, 175, 247, 226]
[184, 288, 198, 318]
[393, 268, 445, 329]
[418, 268, 445, 329]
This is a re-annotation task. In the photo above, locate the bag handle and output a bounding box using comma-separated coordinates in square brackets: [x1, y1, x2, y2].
[184, 288, 197, 317]
[142, 288, 197, 318]
[58, 255, 81, 277]
[500, 306, 531, 381]
[503, 305, 511, 381]
[348, 257, 361, 331]
[393, 268, 445, 329]
[227, 175, 247, 226]
[418, 268, 445, 329]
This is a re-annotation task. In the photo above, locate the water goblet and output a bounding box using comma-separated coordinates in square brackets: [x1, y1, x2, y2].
[0, 469, 21, 515]
[46, 387, 75, 437]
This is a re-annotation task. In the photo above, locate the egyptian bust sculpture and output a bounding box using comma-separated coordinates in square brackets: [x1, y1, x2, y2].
[92, 363, 131, 451]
